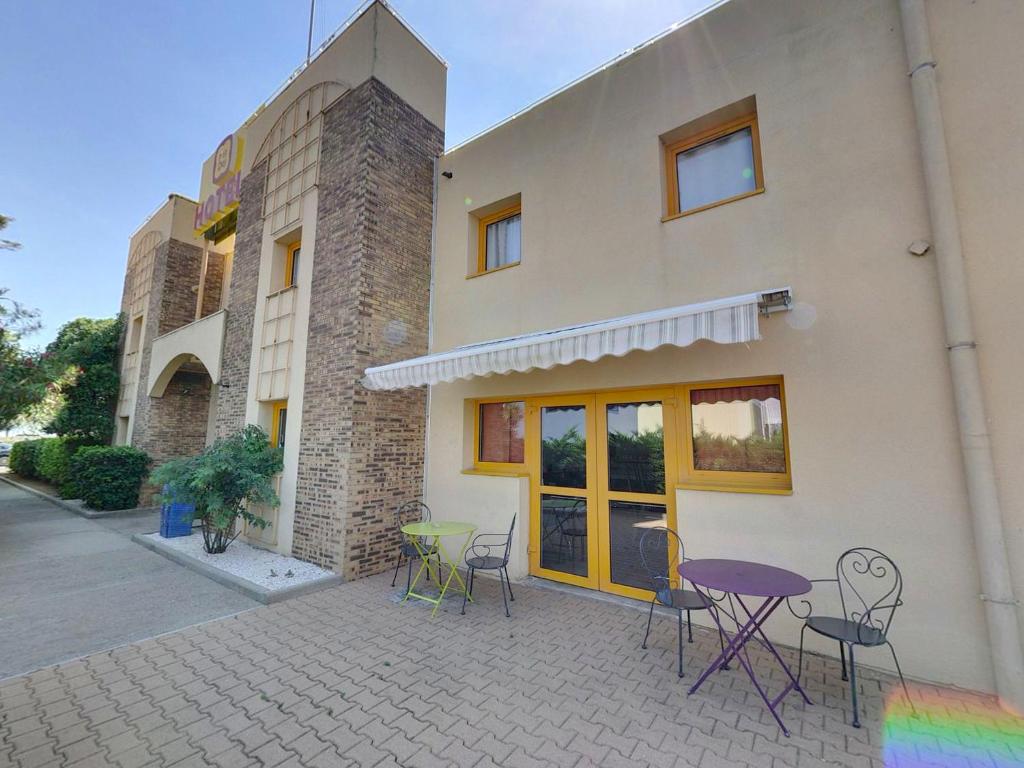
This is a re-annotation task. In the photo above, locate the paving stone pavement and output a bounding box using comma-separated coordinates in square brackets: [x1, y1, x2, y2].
[1, 572, 1020, 768]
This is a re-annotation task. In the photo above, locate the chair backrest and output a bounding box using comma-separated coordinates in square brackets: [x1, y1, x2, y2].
[395, 500, 430, 532]
[835, 547, 903, 636]
[500, 514, 517, 565]
[638, 526, 683, 607]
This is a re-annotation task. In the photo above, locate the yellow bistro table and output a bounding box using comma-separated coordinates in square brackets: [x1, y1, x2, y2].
[401, 521, 476, 617]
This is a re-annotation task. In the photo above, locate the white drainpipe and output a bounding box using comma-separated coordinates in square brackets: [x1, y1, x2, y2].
[899, 0, 1024, 713]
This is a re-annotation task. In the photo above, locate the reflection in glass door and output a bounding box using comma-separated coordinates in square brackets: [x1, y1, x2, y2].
[529, 396, 597, 589]
[597, 391, 678, 600]
[528, 389, 677, 599]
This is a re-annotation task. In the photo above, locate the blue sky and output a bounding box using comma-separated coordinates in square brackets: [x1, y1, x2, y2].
[2, 0, 712, 348]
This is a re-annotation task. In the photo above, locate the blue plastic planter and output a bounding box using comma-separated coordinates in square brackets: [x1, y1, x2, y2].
[160, 486, 195, 538]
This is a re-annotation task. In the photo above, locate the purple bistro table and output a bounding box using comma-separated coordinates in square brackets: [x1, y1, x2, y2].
[681, 559, 813, 736]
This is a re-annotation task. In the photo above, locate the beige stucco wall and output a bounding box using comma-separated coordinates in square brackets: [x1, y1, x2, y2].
[421, 0, 1024, 695]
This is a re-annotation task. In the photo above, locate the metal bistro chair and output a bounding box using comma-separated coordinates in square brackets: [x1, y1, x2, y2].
[555, 499, 588, 565]
[461, 515, 516, 618]
[639, 527, 723, 678]
[790, 547, 915, 728]
[390, 501, 437, 594]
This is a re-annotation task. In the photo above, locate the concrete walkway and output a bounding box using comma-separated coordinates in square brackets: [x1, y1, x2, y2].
[0, 482, 258, 680]
[2, 570, 1021, 767]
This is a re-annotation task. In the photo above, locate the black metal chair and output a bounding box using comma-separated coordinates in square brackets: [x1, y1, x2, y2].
[461, 515, 516, 617]
[390, 501, 436, 594]
[639, 526, 722, 678]
[555, 499, 588, 564]
[790, 547, 915, 728]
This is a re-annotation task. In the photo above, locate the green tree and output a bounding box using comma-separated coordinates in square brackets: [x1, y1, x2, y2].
[42, 316, 123, 446]
[0, 215, 46, 430]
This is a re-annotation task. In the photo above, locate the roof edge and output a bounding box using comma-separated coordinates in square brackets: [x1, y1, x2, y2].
[445, 0, 728, 154]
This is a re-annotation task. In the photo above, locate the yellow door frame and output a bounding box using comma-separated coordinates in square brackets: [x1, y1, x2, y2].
[594, 388, 679, 601]
[526, 388, 679, 600]
[527, 394, 599, 590]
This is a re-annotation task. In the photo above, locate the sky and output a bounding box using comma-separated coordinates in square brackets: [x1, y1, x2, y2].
[1, 0, 714, 349]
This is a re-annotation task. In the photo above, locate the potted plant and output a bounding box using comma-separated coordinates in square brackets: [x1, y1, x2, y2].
[150, 425, 283, 554]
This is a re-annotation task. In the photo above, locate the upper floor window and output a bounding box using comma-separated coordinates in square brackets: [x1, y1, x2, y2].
[477, 204, 521, 274]
[285, 241, 300, 288]
[664, 113, 763, 218]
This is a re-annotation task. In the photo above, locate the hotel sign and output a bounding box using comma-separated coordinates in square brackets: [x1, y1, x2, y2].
[194, 133, 246, 235]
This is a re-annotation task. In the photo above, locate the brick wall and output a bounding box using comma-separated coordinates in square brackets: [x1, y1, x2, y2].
[294, 78, 442, 577]
[157, 240, 203, 335]
[213, 161, 268, 438]
[200, 251, 225, 318]
[130, 239, 213, 470]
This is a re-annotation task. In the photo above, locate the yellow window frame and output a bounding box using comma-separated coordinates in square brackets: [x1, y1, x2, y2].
[676, 375, 792, 494]
[285, 241, 301, 288]
[270, 400, 288, 449]
[664, 113, 765, 220]
[472, 396, 527, 473]
[474, 203, 522, 276]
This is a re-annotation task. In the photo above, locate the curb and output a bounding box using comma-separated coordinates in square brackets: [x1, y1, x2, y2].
[130, 533, 343, 605]
[0, 473, 159, 519]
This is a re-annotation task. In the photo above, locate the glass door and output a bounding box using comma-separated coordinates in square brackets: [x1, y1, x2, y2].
[528, 395, 598, 590]
[595, 389, 679, 600]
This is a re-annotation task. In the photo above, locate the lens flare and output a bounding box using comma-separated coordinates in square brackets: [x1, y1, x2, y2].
[882, 684, 1024, 766]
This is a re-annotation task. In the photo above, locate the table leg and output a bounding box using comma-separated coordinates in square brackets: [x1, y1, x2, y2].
[734, 594, 813, 706]
[688, 593, 807, 737]
[688, 594, 774, 694]
[401, 535, 442, 603]
[429, 531, 474, 618]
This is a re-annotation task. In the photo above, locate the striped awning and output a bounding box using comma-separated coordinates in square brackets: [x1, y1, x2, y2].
[362, 288, 790, 390]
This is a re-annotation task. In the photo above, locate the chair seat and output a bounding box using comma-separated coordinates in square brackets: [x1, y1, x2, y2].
[806, 616, 886, 646]
[466, 555, 506, 570]
[656, 588, 711, 611]
[400, 542, 431, 558]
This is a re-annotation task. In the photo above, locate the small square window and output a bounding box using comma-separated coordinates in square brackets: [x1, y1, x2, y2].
[665, 114, 763, 218]
[477, 401, 525, 464]
[476, 204, 521, 274]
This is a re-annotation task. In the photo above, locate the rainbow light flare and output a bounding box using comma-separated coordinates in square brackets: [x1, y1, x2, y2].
[883, 684, 1024, 767]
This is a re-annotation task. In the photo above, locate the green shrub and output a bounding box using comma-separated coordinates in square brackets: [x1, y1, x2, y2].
[70, 446, 151, 511]
[38, 437, 78, 498]
[151, 425, 282, 553]
[9, 438, 49, 479]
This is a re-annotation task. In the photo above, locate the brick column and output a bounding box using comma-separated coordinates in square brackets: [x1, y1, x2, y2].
[293, 78, 442, 577]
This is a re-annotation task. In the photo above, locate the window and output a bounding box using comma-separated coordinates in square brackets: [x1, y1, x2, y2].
[285, 242, 300, 288]
[664, 113, 763, 218]
[477, 205, 521, 274]
[270, 401, 288, 450]
[477, 400, 525, 465]
[679, 377, 790, 493]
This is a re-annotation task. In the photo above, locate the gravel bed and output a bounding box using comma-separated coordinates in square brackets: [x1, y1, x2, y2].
[144, 532, 334, 590]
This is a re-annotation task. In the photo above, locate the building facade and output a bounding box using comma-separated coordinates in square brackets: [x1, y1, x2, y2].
[118, 0, 1024, 707]
[116, 2, 445, 579]
[364, 0, 1024, 707]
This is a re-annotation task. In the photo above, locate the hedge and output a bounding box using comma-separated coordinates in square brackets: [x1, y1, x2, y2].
[38, 437, 78, 498]
[8, 438, 54, 480]
[70, 446, 151, 511]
